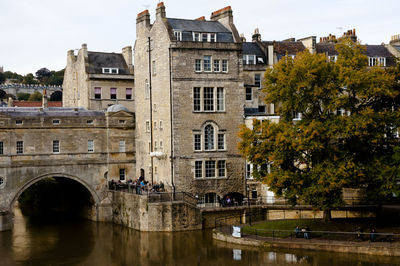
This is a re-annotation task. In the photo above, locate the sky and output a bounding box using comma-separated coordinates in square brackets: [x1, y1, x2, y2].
[1, 0, 399, 75]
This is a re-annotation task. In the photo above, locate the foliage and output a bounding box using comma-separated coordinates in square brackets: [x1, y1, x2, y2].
[22, 73, 38, 85]
[17, 92, 31, 101]
[3, 71, 23, 82]
[28, 91, 42, 101]
[35, 67, 51, 82]
[239, 39, 400, 217]
[0, 72, 5, 84]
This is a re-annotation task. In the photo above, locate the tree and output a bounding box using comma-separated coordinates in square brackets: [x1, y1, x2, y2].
[0, 72, 5, 84]
[239, 39, 400, 220]
[35, 68, 51, 83]
[22, 73, 38, 85]
[17, 92, 31, 101]
[28, 91, 42, 101]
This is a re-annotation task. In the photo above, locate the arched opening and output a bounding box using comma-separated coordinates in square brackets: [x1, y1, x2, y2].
[50, 91, 62, 101]
[0, 89, 6, 99]
[13, 176, 97, 222]
[222, 192, 245, 207]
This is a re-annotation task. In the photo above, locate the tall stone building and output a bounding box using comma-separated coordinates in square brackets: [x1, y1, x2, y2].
[134, 3, 246, 203]
[63, 44, 134, 112]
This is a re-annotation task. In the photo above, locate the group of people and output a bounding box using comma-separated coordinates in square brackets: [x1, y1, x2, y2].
[108, 176, 165, 194]
[356, 227, 378, 242]
[295, 226, 311, 239]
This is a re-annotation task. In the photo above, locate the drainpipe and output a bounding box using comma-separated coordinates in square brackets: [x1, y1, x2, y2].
[169, 45, 176, 194]
[148, 37, 154, 185]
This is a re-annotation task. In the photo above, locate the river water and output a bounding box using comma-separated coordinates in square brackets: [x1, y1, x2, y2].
[0, 208, 399, 266]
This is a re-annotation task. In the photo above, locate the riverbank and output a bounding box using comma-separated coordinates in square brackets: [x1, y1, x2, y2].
[213, 229, 400, 257]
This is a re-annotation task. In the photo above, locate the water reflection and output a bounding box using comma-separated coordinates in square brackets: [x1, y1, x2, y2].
[0, 208, 400, 265]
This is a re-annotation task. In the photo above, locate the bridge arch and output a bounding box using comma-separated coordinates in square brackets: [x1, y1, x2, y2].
[9, 172, 101, 213]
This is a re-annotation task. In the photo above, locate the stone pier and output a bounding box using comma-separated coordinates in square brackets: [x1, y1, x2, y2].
[0, 211, 12, 231]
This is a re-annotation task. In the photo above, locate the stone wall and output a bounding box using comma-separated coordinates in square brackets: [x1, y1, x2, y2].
[111, 191, 202, 231]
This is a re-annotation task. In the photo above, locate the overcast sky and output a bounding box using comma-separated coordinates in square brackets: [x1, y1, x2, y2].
[1, 0, 399, 75]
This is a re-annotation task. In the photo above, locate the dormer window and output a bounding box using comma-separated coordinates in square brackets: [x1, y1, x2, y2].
[102, 67, 119, 74]
[193, 32, 216, 42]
[174, 31, 182, 41]
[368, 57, 386, 67]
[243, 55, 256, 65]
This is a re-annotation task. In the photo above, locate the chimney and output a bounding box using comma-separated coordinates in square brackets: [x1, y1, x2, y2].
[42, 89, 48, 108]
[122, 46, 133, 68]
[67, 50, 76, 64]
[240, 33, 246, 42]
[210, 6, 241, 43]
[7, 97, 13, 107]
[390, 34, 400, 45]
[136, 9, 150, 27]
[252, 28, 261, 42]
[156, 2, 166, 19]
[196, 16, 205, 21]
[80, 43, 88, 58]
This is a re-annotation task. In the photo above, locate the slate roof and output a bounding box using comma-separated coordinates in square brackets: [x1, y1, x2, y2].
[365, 45, 393, 57]
[259, 41, 306, 55]
[166, 18, 234, 42]
[243, 42, 265, 56]
[0, 107, 104, 117]
[316, 43, 338, 55]
[87, 52, 130, 75]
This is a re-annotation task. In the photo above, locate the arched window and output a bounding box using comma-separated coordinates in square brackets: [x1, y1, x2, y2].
[204, 124, 214, 150]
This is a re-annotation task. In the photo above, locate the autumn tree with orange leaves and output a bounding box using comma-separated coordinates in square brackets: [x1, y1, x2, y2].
[239, 39, 400, 220]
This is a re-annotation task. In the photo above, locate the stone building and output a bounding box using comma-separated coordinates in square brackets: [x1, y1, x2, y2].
[134, 3, 246, 204]
[386, 34, 400, 58]
[0, 103, 135, 228]
[63, 44, 134, 112]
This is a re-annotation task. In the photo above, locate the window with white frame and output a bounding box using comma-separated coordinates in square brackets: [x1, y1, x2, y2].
[53, 140, 60, 154]
[194, 133, 201, 151]
[369, 57, 386, 67]
[328, 55, 338, 62]
[16, 120, 23, 125]
[202, 33, 208, 42]
[217, 160, 226, 177]
[204, 87, 214, 111]
[52, 119, 60, 125]
[246, 163, 253, 179]
[119, 141, 126, 152]
[0, 141, 3, 155]
[254, 74, 261, 88]
[154, 141, 158, 150]
[193, 32, 201, 42]
[195, 59, 202, 72]
[203, 56, 212, 72]
[88, 140, 94, 153]
[204, 124, 215, 150]
[159, 120, 163, 130]
[293, 112, 302, 121]
[174, 31, 182, 41]
[152, 60, 156, 75]
[205, 160, 216, 178]
[222, 60, 228, 72]
[16, 141, 23, 154]
[217, 87, 224, 111]
[243, 54, 256, 65]
[213, 59, 220, 72]
[246, 87, 252, 101]
[102, 68, 119, 74]
[195, 161, 203, 179]
[193, 87, 201, 111]
[218, 133, 225, 150]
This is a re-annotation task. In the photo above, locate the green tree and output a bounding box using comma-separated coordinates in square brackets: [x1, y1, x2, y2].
[0, 72, 5, 84]
[17, 92, 31, 101]
[28, 91, 42, 101]
[22, 73, 38, 85]
[239, 40, 400, 220]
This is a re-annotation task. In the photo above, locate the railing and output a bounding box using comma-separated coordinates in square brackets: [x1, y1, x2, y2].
[215, 211, 400, 246]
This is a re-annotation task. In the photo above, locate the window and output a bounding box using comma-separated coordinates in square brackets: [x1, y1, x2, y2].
[293, 112, 302, 121]
[217, 87, 224, 111]
[119, 141, 126, 152]
[202, 33, 208, 42]
[119, 169, 125, 181]
[258, 105, 266, 113]
[255, 74, 261, 88]
[368, 57, 386, 67]
[194, 134, 201, 151]
[87, 120, 94, 125]
[328, 55, 337, 62]
[204, 124, 214, 150]
[246, 163, 253, 179]
[243, 55, 256, 65]
[152, 60, 156, 75]
[126, 88, 132, 100]
[195, 161, 203, 179]
[193, 32, 201, 42]
[154, 141, 158, 150]
[110, 88, 117, 100]
[94, 87, 101, 99]
[218, 134, 225, 150]
[203, 56, 211, 72]
[159, 141, 163, 150]
[213, 60, 220, 72]
[174, 31, 182, 41]
[102, 68, 119, 74]
[246, 87, 252, 101]
[16, 141, 23, 154]
[210, 33, 216, 42]
[204, 87, 214, 111]
[88, 140, 94, 153]
[52, 119, 60, 125]
[53, 140, 60, 153]
[15, 120, 23, 125]
[119, 120, 126, 125]
[0, 142, 3, 155]
[217, 160, 226, 177]
[193, 87, 201, 111]
[205, 160, 216, 178]
[195, 59, 202, 72]
[146, 121, 150, 132]
[154, 121, 157, 130]
[145, 79, 150, 99]
[159, 120, 163, 130]
[222, 60, 228, 72]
